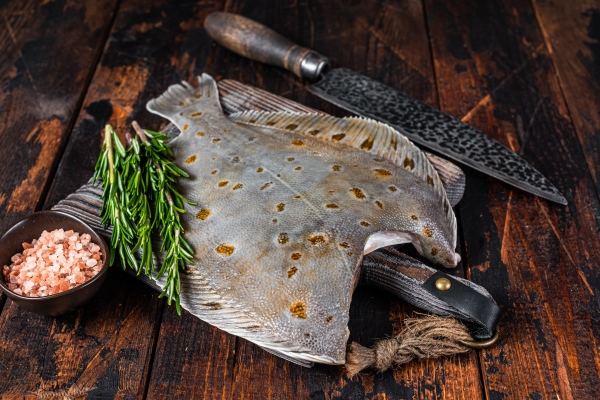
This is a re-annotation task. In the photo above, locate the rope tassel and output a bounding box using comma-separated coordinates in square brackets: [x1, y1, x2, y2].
[345, 315, 474, 377]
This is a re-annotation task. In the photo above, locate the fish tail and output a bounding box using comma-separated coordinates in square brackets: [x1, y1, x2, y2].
[146, 73, 222, 131]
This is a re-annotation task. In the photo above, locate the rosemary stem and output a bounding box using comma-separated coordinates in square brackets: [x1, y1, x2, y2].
[105, 125, 115, 185]
[132, 120, 150, 143]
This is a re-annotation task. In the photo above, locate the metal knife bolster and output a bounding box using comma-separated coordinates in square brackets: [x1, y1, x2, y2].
[309, 68, 567, 205]
[299, 51, 330, 81]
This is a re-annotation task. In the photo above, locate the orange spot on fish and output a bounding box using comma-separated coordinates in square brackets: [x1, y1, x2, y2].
[285, 124, 298, 130]
[360, 137, 374, 150]
[216, 244, 235, 256]
[332, 165, 341, 171]
[288, 266, 298, 278]
[191, 112, 202, 117]
[388, 186, 397, 192]
[183, 124, 189, 131]
[218, 181, 229, 187]
[375, 200, 383, 209]
[403, 157, 415, 169]
[185, 155, 197, 164]
[331, 133, 345, 141]
[257, 167, 263, 172]
[276, 203, 285, 212]
[350, 188, 366, 199]
[360, 221, 370, 227]
[278, 233, 289, 244]
[431, 248, 438, 256]
[308, 235, 326, 245]
[423, 226, 433, 237]
[287, 157, 295, 161]
[325, 203, 339, 209]
[374, 169, 391, 176]
[196, 209, 210, 220]
[197, 131, 205, 136]
[212, 138, 221, 144]
[291, 253, 302, 260]
[232, 183, 243, 190]
[290, 302, 307, 318]
[291, 139, 304, 146]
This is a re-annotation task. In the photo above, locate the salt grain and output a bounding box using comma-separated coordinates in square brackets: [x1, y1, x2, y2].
[2, 229, 103, 297]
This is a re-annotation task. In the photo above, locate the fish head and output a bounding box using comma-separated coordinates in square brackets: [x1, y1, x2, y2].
[414, 220, 460, 268]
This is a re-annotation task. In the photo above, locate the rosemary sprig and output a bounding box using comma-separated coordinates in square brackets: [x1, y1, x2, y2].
[94, 122, 195, 314]
[94, 125, 139, 271]
[132, 122, 195, 314]
[124, 135, 154, 276]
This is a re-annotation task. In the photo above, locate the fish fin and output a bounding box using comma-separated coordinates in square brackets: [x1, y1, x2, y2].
[146, 74, 222, 133]
[230, 111, 456, 240]
[156, 268, 343, 365]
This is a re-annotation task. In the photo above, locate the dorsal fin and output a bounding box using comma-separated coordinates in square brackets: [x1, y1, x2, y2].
[229, 110, 456, 238]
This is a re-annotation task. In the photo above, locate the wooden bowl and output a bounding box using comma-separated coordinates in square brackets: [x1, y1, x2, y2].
[0, 210, 110, 316]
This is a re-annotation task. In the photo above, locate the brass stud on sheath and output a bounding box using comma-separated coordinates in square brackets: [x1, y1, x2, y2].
[435, 277, 452, 291]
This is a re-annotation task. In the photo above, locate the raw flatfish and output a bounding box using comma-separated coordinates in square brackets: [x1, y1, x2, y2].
[144, 74, 459, 364]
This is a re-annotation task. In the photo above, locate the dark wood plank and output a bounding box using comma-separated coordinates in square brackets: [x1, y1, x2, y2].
[531, 0, 600, 195]
[0, 0, 119, 229]
[423, 0, 600, 398]
[0, 0, 224, 398]
[146, 1, 484, 399]
[0, 0, 123, 395]
[0, 272, 162, 398]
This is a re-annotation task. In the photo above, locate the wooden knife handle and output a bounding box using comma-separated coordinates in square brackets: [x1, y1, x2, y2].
[204, 12, 329, 80]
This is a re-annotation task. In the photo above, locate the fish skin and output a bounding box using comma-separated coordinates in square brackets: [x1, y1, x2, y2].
[146, 74, 459, 364]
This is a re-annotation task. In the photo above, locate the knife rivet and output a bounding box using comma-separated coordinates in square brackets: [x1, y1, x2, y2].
[435, 277, 452, 291]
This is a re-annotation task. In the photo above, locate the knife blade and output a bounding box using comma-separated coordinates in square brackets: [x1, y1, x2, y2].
[204, 12, 567, 205]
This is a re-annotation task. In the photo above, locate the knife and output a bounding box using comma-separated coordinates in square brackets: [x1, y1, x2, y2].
[204, 12, 567, 205]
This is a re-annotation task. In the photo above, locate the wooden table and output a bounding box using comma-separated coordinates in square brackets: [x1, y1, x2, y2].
[0, 0, 598, 398]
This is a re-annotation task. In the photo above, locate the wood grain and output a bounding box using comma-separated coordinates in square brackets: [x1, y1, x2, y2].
[424, 0, 600, 398]
[0, 0, 598, 398]
[0, 1, 121, 396]
[0, 0, 222, 398]
[531, 0, 600, 194]
[0, 0, 119, 229]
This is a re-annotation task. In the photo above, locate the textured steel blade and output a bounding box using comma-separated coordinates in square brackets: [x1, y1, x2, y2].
[308, 68, 567, 205]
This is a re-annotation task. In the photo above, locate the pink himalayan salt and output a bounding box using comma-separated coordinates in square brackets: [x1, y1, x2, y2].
[2, 229, 104, 297]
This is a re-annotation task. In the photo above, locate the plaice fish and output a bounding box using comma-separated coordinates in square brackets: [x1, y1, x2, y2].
[145, 73, 460, 364]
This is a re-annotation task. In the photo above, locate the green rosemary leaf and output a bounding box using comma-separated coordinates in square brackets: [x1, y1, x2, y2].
[94, 121, 194, 313]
